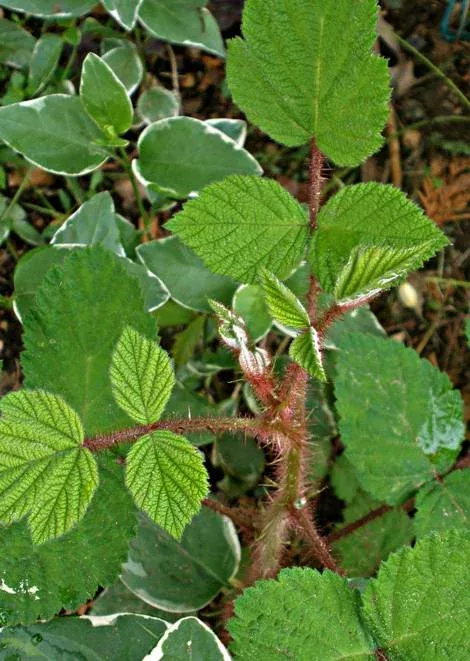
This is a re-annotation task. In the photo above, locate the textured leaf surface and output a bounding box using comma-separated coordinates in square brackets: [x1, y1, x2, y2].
[0, 0, 96, 16]
[138, 0, 225, 57]
[111, 327, 175, 424]
[168, 175, 308, 283]
[28, 34, 63, 95]
[0, 613, 167, 660]
[146, 617, 230, 660]
[137, 237, 236, 313]
[22, 248, 157, 436]
[102, 44, 143, 95]
[138, 87, 180, 124]
[0, 457, 136, 626]
[227, 0, 390, 164]
[336, 334, 465, 504]
[0, 18, 35, 69]
[135, 118, 262, 199]
[126, 431, 208, 539]
[362, 531, 470, 660]
[289, 328, 326, 381]
[121, 508, 240, 612]
[229, 567, 375, 660]
[414, 470, 470, 537]
[80, 53, 133, 136]
[102, 0, 142, 30]
[260, 269, 309, 329]
[310, 183, 448, 300]
[0, 95, 108, 175]
[0, 390, 98, 544]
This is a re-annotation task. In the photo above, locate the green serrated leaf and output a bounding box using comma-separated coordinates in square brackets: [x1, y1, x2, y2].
[362, 531, 470, 660]
[289, 328, 326, 381]
[227, 0, 390, 165]
[310, 183, 449, 300]
[0, 390, 98, 544]
[259, 269, 309, 329]
[228, 567, 375, 660]
[335, 334, 465, 504]
[151, 617, 231, 660]
[135, 118, 262, 199]
[80, 53, 133, 136]
[111, 327, 175, 424]
[126, 431, 208, 539]
[102, 0, 142, 30]
[168, 175, 308, 283]
[414, 470, 470, 538]
[0, 0, 96, 17]
[0, 95, 108, 176]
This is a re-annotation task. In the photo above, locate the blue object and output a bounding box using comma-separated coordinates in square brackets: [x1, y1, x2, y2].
[441, 0, 470, 42]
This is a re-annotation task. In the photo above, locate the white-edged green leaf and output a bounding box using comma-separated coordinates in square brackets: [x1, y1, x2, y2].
[289, 328, 326, 382]
[362, 531, 470, 660]
[135, 117, 262, 199]
[227, 0, 390, 165]
[259, 269, 309, 329]
[138, 0, 225, 57]
[335, 334, 465, 504]
[0, 390, 98, 544]
[228, 567, 375, 660]
[414, 470, 470, 538]
[103, 44, 144, 96]
[310, 183, 449, 300]
[168, 175, 308, 283]
[0, 95, 108, 176]
[126, 431, 208, 539]
[145, 617, 230, 660]
[91, 577, 184, 620]
[102, 0, 143, 30]
[0, 18, 35, 69]
[137, 87, 180, 124]
[232, 284, 271, 342]
[0, 0, 96, 17]
[80, 53, 133, 136]
[28, 34, 63, 96]
[111, 326, 175, 424]
[205, 118, 247, 147]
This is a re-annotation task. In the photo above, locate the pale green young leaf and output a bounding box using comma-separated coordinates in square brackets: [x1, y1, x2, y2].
[259, 269, 309, 329]
[102, 44, 144, 96]
[102, 0, 143, 30]
[111, 327, 175, 424]
[28, 34, 63, 96]
[335, 334, 465, 504]
[310, 183, 448, 300]
[147, 617, 230, 660]
[0, 0, 96, 16]
[135, 117, 262, 199]
[137, 87, 180, 124]
[0, 390, 98, 544]
[0, 18, 35, 69]
[228, 567, 375, 660]
[126, 431, 209, 539]
[362, 531, 470, 660]
[414, 470, 470, 538]
[168, 175, 308, 283]
[80, 53, 133, 136]
[0, 95, 108, 176]
[289, 328, 326, 382]
[227, 0, 390, 165]
[138, 0, 225, 57]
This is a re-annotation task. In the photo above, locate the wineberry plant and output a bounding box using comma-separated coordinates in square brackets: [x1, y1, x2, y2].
[0, 0, 468, 658]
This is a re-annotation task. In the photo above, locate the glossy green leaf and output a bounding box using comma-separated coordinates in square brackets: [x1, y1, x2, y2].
[229, 567, 375, 660]
[0, 18, 35, 69]
[232, 285, 271, 342]
[80, 53, 133, 136]
[289, 328, 326, 381]
[310, 183, 449, 301]
[137, 237, 236, 313]
[138, 0, 225, 57]
[414, 470, 470, 537]
[126, 431, 208, 539]
[28, 34, 63, 95]
[335, 334, 465, 504]
[135, 118, 262, 199]
[0, 95, 108, 176]
[0, 390, 98, 545]
[121, 508, 240, 612]
[102, 44, 143, 96]
[22, 247, 157, 436]
[111, 327, 175, 424]
[0, 613, 167, 660]
[362, 531, 470, 660]
[259, 269, 309, 329]
[147, 617, 230, 660]
[0, 0, 96, 16]
[102, 0, 143, 30]
[227, 0, 390, 165]
[168, 175, 308, 283]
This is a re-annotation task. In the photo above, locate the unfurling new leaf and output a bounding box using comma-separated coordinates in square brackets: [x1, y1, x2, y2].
[289, 328, 326, 382]
[259, 269, 310, 330]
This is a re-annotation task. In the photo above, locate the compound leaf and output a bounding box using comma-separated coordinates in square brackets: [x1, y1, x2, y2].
[228, 567, 375, 660]
[147, 617, 230, 660]
[168, 175, 308, 283]
[310, 183, 448, 301]
[414, 470, 470, 538]
[126, 431, 208, 539]
[102, 0, 143, 30]
[0, 390, 98, 545]
[289, 328, 326, 382]
[259, 269, 309, 329]
[80, 53, 133, 136]
[111, 327, 175, 425]
[227, 0, 390, 165]
[362, 531, 470, 660]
